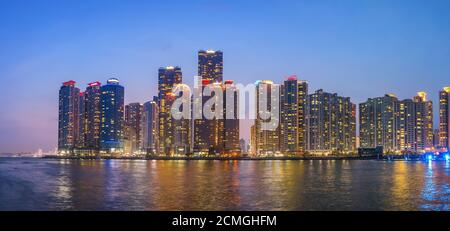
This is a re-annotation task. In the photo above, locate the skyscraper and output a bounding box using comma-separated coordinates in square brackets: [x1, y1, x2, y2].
[83, 81, 102, 153]
[396, 92, 433, 153]
[124, 103, 144, 155]
[158, 66, 190, 156]
[173, 101, 191, 156]
[198, 49, 223, 83]
[58, 80, 80, 155]
[194, 50, 224, 156]
[77, 91, 86, 150]
[306, 89, 356, 155]
[222, 80, 240, 156]
[359, 94, 399, 153]
[254, 80, 281, 156]
[360, 92, 433, 154]
[413, 92, 433, 153]
[142, 100, 159, 155]
[439, 87, 450, 150]
[100, 78, 125, 155]
[193, 80, 217, 155]
[280, 76, 308, 156]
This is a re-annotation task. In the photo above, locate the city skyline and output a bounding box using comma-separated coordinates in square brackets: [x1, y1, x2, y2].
[55, 51, 449, 157]
[4, 48, 450, 154]
[2, 0, 450, 153]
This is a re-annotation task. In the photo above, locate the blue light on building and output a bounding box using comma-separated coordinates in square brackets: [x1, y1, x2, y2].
[100, 78, 125, 155]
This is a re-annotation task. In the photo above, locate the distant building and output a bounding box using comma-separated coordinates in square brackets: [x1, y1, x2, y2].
[124, 103, 144, 155]
[280, 76, 308, 156]
[240, 139, 247, 155]
[439, 87, 450, 151]
[250, 124, 256, 156]
[306, 89, 356, 155]
[100, 78, 125, 155]
[355, 136, 360, 149]
[142, 100, 159, 155]
[58, 80, 81, 155]
[433, 129, 440, 149]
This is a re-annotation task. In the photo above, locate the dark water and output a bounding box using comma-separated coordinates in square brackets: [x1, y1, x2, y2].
[1, 158, 450, 211]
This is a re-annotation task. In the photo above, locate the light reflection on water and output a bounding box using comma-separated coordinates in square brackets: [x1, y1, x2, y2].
[1, 158, 450, 211]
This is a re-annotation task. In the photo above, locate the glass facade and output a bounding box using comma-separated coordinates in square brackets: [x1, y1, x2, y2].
[84, 82, 102, 151]
[142, 100, 159, 155]
[100, 78, 125, 155]
[158, 66, 190, 156]
[194, 50, 224, 156]
[124, 103, 144, 155]
[58, 80, 81, 155]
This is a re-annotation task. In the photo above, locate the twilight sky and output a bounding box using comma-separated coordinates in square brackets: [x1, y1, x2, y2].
[0, 0, 450, 153]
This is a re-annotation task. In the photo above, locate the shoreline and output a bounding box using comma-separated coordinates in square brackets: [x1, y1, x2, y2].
[3, 154, 443, 161]
[40, 155, 381, 161]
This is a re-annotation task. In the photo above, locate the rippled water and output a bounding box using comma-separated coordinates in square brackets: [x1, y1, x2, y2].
[1, 158, 450, 211]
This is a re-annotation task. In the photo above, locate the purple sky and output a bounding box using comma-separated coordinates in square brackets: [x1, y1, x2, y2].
[1, 0, 450, 153]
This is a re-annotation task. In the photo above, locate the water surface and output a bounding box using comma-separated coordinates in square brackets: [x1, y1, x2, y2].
[1, 158, 450, 210]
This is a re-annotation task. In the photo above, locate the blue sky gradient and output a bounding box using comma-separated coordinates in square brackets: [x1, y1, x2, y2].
[1, 0, 449, 152]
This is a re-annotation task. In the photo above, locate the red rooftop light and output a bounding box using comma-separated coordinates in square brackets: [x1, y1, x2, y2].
[88, 81, 101, 87]
[287, 75, 297, 81]
[63, 80, 76, 86]
[224, 80, 234, 84]
[202, 79, 211, 85]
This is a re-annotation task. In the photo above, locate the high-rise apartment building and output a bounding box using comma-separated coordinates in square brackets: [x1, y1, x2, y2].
[280, 76, 308, 156]
[397, 92, 433, 153]
[194, 50, 224, 155]
[100, 78, 125, 155]
[254, 80, 281, 156]
[58, 80, 81, 155]
[439, 87, 450, 151]
[83, 82, 102, 153]
[173, 105, 192, 156]
[124, 103, 144, 155]
[359, 94, 399, 153]
[306, 89, 356, 155]
[222, 80, 240, 156]
[198, 49, 223, 83]
[77, 91, 86, 150]
[360, 92, 433, 154]
[413, 92, 434, 153]
[158, 66, 190, 156]
[142, 100, 159, 155]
